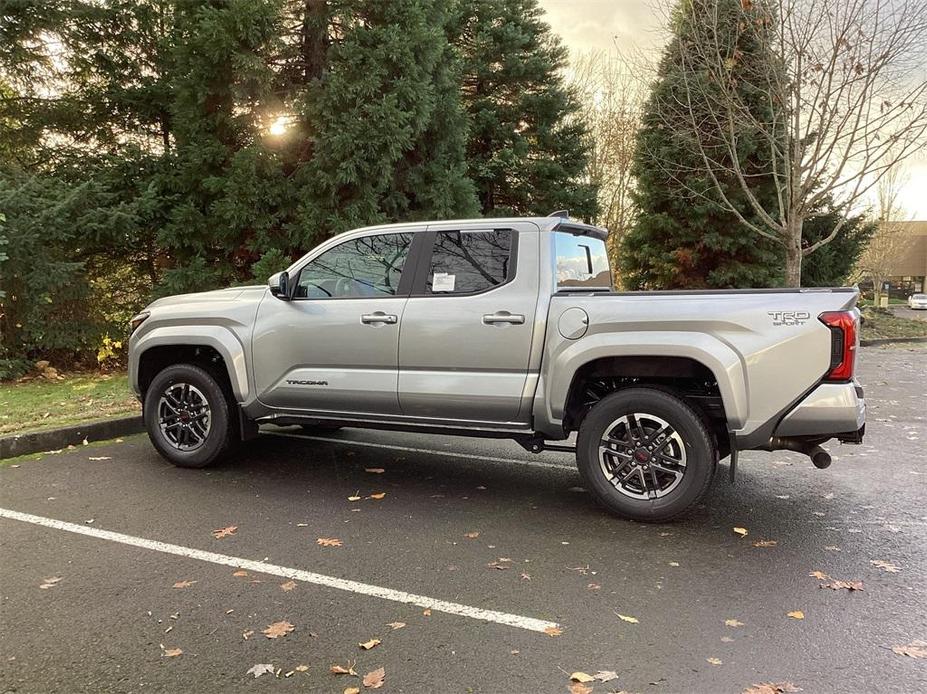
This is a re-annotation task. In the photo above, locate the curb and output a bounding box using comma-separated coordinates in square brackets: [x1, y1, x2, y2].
[860, 336, 927, 347]
[0, 416, 145, 459]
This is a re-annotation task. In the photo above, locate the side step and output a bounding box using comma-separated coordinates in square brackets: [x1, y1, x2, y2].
[514, 436, 576, 454]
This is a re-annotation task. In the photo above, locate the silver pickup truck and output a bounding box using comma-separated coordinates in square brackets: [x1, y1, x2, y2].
[128, 215, 865, 521]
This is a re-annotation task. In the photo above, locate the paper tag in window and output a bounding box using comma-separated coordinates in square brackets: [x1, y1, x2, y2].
[432, 272, 456, 292]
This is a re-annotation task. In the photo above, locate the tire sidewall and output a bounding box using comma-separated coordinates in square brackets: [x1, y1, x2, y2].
[144, 364, 231, 468]
[577, 388, 715, 521]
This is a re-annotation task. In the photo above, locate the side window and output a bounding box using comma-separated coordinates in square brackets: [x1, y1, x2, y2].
[425, 229, 514, 294]
[296, 233, 413, 299]
[555, 232, 611, 289]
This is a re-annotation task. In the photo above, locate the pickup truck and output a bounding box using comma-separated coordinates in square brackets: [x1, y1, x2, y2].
[128, 214, 866, 521]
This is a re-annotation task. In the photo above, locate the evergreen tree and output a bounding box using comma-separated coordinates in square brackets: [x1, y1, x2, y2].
[292, 0, 477, 243]
[801, 207, 876, 287]
[620, 0, 783, 289]
[456, 0, 596, 219]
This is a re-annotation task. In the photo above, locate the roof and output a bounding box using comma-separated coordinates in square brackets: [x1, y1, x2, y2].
[347, 216, 609, 240]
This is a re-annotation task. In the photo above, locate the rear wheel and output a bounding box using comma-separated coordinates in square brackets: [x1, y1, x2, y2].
[144, 364, 235, 468]
[576, 388, 716, 522]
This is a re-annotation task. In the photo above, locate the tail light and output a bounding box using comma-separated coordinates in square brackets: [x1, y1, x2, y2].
[818, 310, 858, 382]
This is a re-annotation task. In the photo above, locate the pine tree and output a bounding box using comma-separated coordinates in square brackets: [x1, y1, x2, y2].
[456, 0, 596, 219]
[292, 0, 477, 244]
[619, 0, 783, 289]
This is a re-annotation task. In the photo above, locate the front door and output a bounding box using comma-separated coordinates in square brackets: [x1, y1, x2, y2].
[398, 226, 539, 423]
[252, 230, 419, 415]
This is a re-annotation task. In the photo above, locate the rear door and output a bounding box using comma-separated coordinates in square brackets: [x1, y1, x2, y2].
[252, 229, 423, 415]
[397, 224, 539, 423]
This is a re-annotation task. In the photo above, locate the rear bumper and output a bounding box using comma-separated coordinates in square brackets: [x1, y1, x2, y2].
[774, 381, 865, 439]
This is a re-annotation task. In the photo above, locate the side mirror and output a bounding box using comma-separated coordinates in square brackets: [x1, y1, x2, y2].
[268, 271, 292, 300]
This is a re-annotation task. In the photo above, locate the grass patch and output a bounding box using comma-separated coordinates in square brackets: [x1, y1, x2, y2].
[0, 433, 146, 467]
[0, 371, 139, 435]
[860, 307, 927, 340]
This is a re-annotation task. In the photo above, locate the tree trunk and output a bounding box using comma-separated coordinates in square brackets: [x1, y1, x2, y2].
[784, 222, 802, 288]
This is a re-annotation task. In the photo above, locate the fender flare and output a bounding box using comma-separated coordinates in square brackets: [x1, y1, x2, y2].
[538, 331, 747, 431]
[130, 325, 250, 402]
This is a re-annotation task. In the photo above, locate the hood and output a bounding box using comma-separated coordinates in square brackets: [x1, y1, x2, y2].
[147, 286, 266, 310]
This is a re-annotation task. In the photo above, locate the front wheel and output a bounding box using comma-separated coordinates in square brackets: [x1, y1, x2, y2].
[144, 363, 235, 469]
[576, 388, 716, 522]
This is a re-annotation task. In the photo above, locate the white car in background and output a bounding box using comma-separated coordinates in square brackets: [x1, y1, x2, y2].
[908, 294, 927, 310]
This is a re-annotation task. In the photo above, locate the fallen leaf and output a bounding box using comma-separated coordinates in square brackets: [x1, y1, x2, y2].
[725, 619, 745, 627]
[365, 468, 385, 474]
[280, 580, 297, 592]
[707, 657, 723, 666]
[242, 630, 254, 640]
[172, 580, 197, 589]
[569, 683, 593, 694]
[262, 621, 295, 639]
[753, 539, 778, 548]
[808, 570, 829, 580]
[544, 625, 563, 637]
[387, 622, 405, 630]
[232, 570, 248, 577]
[464, 531, 480, 539]
[296, 665, 309, 672]
[212, 525, 237, 539]
[359, 639, 381, 650]
[246, 663, 275, 678]
[88, 456, 111, 461]
[870, 559, 900, 573]
[594, 670, 618, 682]
[487, 561, 509, 570]
[615, 612, 639, 624]
[571, 672, 595, 683]
[422, 609, 431, 616]
[39, 576, 63, 590]
[161, 647, 182, 657]
[331, 663, 358, 676]
[721, 636, 735, 642]
[362, 667, 385, 689]
[787, 610, 804, 620]
[587, 583, 601, 591]
[345, 689, 361, 694]
[820, 579, 864, 591]
[520, 572, 531, 580]
[824, 546, 841, 552]
[733, 527, 748, 537]
[742, 683, 802, 694]
[891, 640, 927, 658]
[368, 492, 386, 500]
[317, 537, 343, 547]
[348, 494, 362, 502]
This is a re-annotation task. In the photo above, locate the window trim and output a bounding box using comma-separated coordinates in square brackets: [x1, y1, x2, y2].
[409, 228, 519, 298]
[290, 231, 425, 302]
[553, 230, 613, 292]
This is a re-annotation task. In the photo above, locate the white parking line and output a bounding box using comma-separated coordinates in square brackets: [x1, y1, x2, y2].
[265, 431, 578, 472]
[0, 507, 559, 634]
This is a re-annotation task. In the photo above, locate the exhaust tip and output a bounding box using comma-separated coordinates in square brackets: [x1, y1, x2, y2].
[810, 447, 832, 469]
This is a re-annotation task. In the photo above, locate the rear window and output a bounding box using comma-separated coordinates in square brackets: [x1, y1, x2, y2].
[555, 232, 611, 289]
[425, 230, 514, 294]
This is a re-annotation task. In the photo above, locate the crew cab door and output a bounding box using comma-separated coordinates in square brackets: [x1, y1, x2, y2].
[398, 224, 539, 423]
[252, 229, 422, 414]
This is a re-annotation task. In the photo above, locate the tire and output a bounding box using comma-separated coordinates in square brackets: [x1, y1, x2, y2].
[576, 388, 716, 522]
[144, 363, 236, 469]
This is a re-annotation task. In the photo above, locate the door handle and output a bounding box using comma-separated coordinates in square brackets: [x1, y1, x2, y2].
[482, 312, 525, 325]
[361, 312, 398, 325]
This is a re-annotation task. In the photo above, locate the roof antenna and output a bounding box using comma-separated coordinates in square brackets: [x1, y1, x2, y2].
[547, 210, 570, 219]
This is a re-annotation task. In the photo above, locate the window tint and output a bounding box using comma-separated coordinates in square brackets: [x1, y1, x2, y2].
[296, 233, 413, 299]
[555, 232, 611, 289]
[426, 230, 513, 294]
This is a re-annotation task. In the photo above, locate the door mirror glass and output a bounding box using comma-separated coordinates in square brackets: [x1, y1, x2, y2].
[268, 271, 291, 300]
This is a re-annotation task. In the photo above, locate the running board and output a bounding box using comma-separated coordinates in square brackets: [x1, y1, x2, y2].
[514, 436, 576, 454]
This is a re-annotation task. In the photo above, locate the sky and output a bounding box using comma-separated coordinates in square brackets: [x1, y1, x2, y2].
[537, 0, 927, 220]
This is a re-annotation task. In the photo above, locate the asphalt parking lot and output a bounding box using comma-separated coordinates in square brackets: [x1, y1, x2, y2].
[1, 345, 926, 694]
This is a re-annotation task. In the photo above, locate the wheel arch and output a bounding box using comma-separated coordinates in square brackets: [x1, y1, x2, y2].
[537, 334, 747, 439]
[131, 326, 248, 402]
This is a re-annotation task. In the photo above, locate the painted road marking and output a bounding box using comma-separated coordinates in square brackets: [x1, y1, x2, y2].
[265, 431, 578, 472]
[0, 507, 559, 634]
